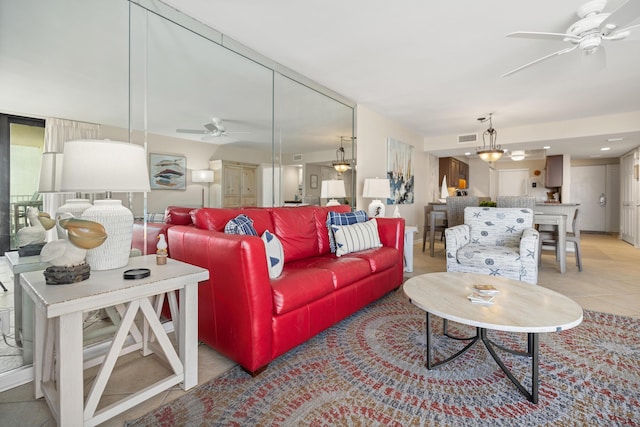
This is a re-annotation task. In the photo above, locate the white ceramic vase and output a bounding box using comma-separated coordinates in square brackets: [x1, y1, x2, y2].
[81, 199, 133, 270]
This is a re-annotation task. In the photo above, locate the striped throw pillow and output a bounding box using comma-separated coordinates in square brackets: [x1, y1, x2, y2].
[332, 218, 382, 257]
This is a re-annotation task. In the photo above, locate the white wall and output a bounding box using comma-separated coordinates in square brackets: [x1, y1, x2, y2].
[356, 105, 429, 232]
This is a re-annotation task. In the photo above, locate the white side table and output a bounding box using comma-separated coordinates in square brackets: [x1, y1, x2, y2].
[5, 251, 49, 358]
[404, 225, 418, 273]
[21, 255, 208, 427]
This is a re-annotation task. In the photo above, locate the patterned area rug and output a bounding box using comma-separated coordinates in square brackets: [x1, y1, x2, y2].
[127, 291, 640, 426]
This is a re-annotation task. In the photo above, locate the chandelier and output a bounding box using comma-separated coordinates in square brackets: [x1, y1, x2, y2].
[476, 114, 503, 162]
[333, 136, 353, 174]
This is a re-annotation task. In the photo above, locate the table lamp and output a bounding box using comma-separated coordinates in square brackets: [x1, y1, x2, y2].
[192, 169, 214, 207]
[38, 152, 94, 238]
[320, 180, 346, 206]
[60, 139, 150, 270]
[363, 178, 390, 217]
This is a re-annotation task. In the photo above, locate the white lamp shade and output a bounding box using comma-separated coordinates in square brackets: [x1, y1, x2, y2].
[38, 152, 64, 193]
[362, 178, 390, 199]
[60, 139, 151, 193]
[320, 180, 346, 199]
[192, 169, 214, 183]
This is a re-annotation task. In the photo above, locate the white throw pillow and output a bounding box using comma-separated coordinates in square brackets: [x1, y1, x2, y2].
[332, 219, 382, 257]
[261, 230, 284, 278]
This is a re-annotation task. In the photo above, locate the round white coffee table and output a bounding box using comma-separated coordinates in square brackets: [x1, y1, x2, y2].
[403, 272, 583, 403]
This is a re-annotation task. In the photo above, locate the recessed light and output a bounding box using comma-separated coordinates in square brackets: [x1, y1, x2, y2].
[464, 152, 471, 156]
[607, 138, 623, 142]
[543, 146, 550, 150]
[601, 147, 611, 151]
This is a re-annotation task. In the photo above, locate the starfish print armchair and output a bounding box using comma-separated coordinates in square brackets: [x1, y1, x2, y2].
[445, 207, 539, 285]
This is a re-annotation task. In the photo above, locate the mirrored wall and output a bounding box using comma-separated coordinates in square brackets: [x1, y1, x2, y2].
[0, 0, 354, 384]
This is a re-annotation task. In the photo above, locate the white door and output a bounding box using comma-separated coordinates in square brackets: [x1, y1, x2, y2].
[498, 169, 529, 196]
[571, 165, 605, 231]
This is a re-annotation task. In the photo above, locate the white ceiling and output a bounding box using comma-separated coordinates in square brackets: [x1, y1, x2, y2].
[162, 0, 640, 161]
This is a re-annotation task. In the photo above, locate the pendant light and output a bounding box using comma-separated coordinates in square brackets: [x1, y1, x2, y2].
[476, 114, 503, 162]
[332, 136, 353, 174]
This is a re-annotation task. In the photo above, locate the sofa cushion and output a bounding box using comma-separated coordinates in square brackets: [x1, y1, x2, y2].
[224, 214, 258, 236]
[193, 208, 273, 233]
[345, 246, 400, 273]
[271, 207, 319, 262]
[332, 219, 382, 257]
[326, 209, 368, 253]
[261, 230, 284, 279]
[456, 243, 522, 269]
[287, 255, 372, 290]
[271, 268, 335, 315]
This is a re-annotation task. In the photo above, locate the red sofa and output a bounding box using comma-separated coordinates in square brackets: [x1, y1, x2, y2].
[131, 206, 195, 255]
[167, 205, 405, 375]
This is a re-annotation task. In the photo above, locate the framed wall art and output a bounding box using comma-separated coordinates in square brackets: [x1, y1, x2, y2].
[310, 174, 318, 189]
[386, 137, 414, 205]
[149, 153, 186, 190]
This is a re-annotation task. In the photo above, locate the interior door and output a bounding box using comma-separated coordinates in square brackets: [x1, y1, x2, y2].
[571, 165, 607, 232]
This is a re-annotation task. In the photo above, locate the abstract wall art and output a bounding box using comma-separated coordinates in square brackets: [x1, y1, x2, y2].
[386, 137, 414, 205]
[149, 153, 186, 190]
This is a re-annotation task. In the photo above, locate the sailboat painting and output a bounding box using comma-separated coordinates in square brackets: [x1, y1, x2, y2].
[149, 153, 186, 190]
[386, 137, 414, 205]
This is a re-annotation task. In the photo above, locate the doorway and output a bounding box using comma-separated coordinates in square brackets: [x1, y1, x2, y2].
[0, 114, 46, 255]
[570, 164, 620, 233]
[0, 114, 45, 388]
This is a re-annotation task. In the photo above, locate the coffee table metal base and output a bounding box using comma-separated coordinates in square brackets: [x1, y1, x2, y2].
[425, 313, 540, 404]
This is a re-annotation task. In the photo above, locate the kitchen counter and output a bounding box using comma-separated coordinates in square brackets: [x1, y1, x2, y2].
[535, 203, 580, 206]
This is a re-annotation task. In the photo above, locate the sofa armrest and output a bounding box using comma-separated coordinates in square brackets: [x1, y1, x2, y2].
[445, 224, 470, 268]
[519, 228, 540, 277]
[376, 217, 405, 251]
[167, 225, 273, 372]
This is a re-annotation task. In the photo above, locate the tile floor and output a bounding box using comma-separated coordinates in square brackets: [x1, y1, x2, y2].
[0, 232, 638, 426]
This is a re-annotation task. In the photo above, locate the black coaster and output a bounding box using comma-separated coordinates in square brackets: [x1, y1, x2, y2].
[123, 268, 150, 280]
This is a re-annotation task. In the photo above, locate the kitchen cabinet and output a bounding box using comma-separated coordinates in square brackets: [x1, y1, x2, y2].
[439, 157, 469, 188]
[209, 160, 258, 208]
[545, 155, 563, 188]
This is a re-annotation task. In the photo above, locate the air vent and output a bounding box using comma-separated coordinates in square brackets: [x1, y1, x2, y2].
[457, 133, 478, 144]
[292, 153, 303, 161]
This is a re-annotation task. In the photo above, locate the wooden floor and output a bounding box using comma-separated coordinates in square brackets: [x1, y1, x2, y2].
[0, 232, 638, 426]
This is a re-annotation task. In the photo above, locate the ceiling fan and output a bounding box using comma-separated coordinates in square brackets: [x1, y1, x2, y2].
[501, 0, 640, 77]
[176, 117, 247, 137]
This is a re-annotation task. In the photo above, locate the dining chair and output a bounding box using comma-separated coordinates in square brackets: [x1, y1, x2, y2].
[539, 208, 582, 271]
[496, 196, 536, 210]
[445, 196, 479, 228]
[422, 205, 446, 252]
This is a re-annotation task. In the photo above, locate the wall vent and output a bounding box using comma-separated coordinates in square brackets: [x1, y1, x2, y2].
[457, 133, 478, 144]
[292, 153, 303, 161]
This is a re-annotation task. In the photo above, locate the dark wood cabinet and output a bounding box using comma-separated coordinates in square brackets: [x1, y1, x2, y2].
[439, 157, 469, 188]
[545, 155, 563, 188]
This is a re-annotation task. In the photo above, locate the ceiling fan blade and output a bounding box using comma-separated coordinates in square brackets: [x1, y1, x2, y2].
[506, 31, 580, 42]
[600, 0, 640, 33]
[501, 45, 579, 77]
[176, 128, 206, 134]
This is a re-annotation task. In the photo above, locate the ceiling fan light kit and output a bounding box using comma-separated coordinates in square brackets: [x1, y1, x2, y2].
[502, 0, 640, 77]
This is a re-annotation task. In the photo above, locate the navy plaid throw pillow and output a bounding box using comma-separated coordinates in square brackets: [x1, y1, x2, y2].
[326, 210, 368, 253]
[224, 214, 258, 236]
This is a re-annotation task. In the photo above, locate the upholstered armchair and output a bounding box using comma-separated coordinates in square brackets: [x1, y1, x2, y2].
[445, 207, 539, 285]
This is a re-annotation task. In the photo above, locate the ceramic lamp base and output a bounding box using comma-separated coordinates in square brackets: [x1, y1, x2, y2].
[81, 199, 133, 270]
[368, 199, 386, 218]
[326, 199, 341, 206]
